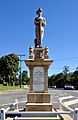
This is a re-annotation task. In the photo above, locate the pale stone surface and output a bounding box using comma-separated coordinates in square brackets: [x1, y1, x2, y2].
[34, 48, 44, 60]
[34, 8, 46, 48]
[27, 93, 51, 103]
[26, 103, 52, 111]
[33, 67, 44, 92]
[26, 92, 53, 111]
[25, 47, 53, 111]
[25, 57, 53, 92]
[24, 9, 53, 112]
[44, 47, 49, 59]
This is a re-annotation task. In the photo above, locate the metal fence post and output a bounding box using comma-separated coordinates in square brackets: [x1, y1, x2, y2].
[0, 108, 5, 120]
[74, 108, 78, 120]
[15, 99, 18, 110]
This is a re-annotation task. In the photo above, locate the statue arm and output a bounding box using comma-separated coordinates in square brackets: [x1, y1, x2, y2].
[34, 18, 40, 25]
[42, 19, 46, 27]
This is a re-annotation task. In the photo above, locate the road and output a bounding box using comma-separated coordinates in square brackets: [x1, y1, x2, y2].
[49, 88, 78, 109]
[0, 89, 78, 109]
[0, 90, 28, 108]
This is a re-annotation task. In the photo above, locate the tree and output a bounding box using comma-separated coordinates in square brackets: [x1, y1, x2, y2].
[0, 74, 3, 84]
[0, 53, 19, 85]
[71, 70, 78, 88]
[48, 73, 64, 88]
[48, 66, 78, 89]
[22, 70, 30, 85]
[48, 74, 58, 87]
[63, 66, 69, 84]
[76, 67, 78, 71]
[63, 66, 69, 75]
[53, 73, 64, 88]
[48, 76, 52, 88]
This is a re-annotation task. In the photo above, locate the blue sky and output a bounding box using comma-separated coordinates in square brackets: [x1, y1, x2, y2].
[0, 0, 78, 75]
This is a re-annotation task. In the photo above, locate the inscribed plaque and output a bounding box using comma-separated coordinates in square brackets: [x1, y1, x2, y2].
[33, 67, 44, 91]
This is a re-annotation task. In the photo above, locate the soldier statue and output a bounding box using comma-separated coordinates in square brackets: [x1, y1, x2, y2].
[34, 8, 46, 48]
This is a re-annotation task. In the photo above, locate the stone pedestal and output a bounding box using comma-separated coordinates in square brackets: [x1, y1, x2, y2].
[27, 93, 50, 103]
[26, 93, 52, 111]
[25, 47, 53, 111]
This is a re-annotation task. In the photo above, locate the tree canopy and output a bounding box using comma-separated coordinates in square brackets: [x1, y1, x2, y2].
[0, 53, 19, 84]
[48, 66, 78, 89]
[22, 70, 30, 85]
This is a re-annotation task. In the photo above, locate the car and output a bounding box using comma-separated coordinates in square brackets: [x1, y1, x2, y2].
[52, 85, 56, 88]
[52, 85, 56, 89]
[64, 85, 74, 90]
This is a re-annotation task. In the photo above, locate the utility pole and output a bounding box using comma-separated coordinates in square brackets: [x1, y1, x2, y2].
[17, 54, 25, 88]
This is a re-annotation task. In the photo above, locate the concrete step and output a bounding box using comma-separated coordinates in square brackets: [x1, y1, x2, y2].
[27, 93, 50, 103]
[26, 103, 52, 111]
[13, 116, 60, 120]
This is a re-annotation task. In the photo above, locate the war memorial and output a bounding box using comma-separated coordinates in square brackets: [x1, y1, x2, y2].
[25, 8, 53, 112]
[10, 8, 74, 120]
[0, 8, 77, 120]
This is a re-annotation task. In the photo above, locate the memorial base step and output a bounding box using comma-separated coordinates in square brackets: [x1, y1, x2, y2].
[26, 103, 52, 111]
[27, 93, 51, 103]
[14, 116, 60, 120]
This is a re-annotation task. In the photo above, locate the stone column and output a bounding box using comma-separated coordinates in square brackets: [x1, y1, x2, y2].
[44, 66, 49, 92]
[25, 48, 53, 111]
[29, 66, 33, 92]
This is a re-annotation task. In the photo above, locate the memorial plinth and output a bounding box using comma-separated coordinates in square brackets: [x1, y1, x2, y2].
[13, 8, 61, 120]
[25, 47, 53, 111]
[24, 8, 53, 111]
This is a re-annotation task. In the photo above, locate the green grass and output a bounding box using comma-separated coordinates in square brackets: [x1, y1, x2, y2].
[0, 84, 24, 92]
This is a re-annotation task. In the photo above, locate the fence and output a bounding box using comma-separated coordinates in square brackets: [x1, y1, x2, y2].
[0, 99, 18, 120]
[0, 99, 78, 120]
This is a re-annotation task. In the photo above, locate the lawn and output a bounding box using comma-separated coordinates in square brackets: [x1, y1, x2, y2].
[0, 84, 24, 92]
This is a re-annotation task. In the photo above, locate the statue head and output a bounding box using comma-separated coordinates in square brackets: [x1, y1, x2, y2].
[36, 8, 43, 16]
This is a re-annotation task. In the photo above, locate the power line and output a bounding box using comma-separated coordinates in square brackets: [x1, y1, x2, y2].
[54, 56, 78, 61]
